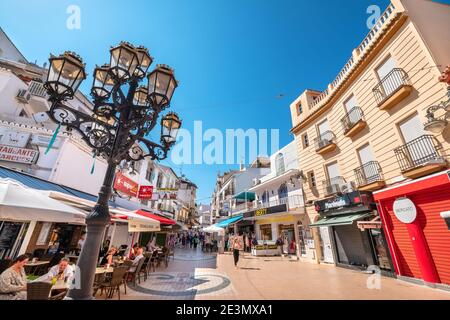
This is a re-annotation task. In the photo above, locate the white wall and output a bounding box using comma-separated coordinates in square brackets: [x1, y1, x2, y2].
[50, 139, 108, 195]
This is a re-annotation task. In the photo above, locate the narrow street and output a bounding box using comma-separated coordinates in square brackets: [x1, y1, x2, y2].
[120, 247, 450, 300]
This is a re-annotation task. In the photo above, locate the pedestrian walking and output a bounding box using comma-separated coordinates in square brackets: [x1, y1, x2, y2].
[232, 237, 240, 268]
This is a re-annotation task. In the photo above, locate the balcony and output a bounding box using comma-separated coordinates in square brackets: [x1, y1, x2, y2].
[354, 161, 386, 191]
[341, 106, 366, 138]
[394, 135, 447, 179]
[254, 194, 304, 212]
[322, 176, 347, 196]
[373, 68, 412, 110]
[314, 131, 337, 155]
[28, 81, 48, 98]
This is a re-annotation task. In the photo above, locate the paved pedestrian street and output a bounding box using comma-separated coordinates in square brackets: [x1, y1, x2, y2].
[116, 248, 450, 300]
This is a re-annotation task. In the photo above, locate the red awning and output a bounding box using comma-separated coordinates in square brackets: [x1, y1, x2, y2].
[136, 210, 176, 225]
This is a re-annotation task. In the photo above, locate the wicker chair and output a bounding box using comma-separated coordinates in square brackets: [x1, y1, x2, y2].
[95, 267, 129, 300]
[148, 251, 158, 273]
[158, 247, 169, 268]
[27, 282, 52, 300]
[168, 247, 175, 261]
[126, 258, 146, 285]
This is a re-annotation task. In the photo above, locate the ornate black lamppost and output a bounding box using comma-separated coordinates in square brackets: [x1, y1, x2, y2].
[44, 42, 181, 300]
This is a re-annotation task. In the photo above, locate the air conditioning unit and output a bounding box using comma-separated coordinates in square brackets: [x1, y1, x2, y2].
[253, 178, 261, 186]
[16, 89, 31, 103]
[326, 184, 341, 195]
[340, 181, 356, 194]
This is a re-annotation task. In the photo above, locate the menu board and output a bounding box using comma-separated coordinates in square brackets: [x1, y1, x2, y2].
[0, 222, 22, 249]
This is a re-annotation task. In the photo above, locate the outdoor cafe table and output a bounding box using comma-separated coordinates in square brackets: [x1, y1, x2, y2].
[95, 267, 114, 275]
[25, 261, 49, 275]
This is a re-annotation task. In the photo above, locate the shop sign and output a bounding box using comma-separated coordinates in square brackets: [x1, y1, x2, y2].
[155, 188, 178, 200]
[393, 197, 417, 224]
[324, 198, 348, 210]
[138, 185, 153, 199]
[128, 218, 160, 232]
[0, 129, 30, 148]
[244, 204, 287, 219]
[113, 172, 138, 197]
[0, 145, 38, 164]
[30, 134, 62, 148]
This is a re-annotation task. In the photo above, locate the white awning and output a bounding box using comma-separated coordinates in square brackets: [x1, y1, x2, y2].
[0, 180, 86, 224]
[110, 208, 160, 232]
[202, 224, 225, 235]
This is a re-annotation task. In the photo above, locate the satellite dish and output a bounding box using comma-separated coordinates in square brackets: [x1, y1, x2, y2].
[33, 112, 49, 123]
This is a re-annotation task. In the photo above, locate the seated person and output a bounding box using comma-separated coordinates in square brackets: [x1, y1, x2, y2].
[100, 247, 117, 266]
[129, 243, 139, 260]
[128, 247, 144, 272]
[44, 258, 74, 283]
[0, 254, 29, 300]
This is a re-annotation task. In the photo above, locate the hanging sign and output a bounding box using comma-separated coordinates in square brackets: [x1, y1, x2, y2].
[393, 197, 417, 224]
[0, 145, 38, 164]
[138, 185, 153, 199]
[113, 172, 138, 197]
[155, 188, 178, 200]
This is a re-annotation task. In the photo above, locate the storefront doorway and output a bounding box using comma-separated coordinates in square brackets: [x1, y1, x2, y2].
[297, 224, 308, 256]
[279, 224, 295, 254]
[368, 228, 392, 272]
[0, 221, 27, 259]
[319, 227, 334, 264]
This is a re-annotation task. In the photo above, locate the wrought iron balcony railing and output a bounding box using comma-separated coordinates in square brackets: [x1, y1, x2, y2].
[373, 68, 411, 105]
[341, 106, 365, 133]
[314, 131, 336, 151]
[394, 135, 445, 173]
[322, 176, 346, 196]
[254, 194, 304, 211]
[354, 161, 384, 187]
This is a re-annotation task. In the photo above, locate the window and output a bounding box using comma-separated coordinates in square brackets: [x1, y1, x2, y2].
[297, 103, 303, 115]
[156, 174, 164, 188]
[133, 161, 142, 173]
[308, 171, 317, 189]
[278, 183, 288, 200]
[260, 224, 273, 241]
[261, 190, 269, 204]
[146, 166, 154, 182]
[18, 109, 28, 118]
[302, 133, 309, 148]
[275, 153, 285, 176]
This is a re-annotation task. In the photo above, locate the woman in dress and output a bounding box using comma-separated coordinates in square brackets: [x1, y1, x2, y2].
[0, 254, 29, 300]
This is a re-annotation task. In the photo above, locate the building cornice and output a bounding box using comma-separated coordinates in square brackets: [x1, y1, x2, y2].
[291, 11, 408, 134]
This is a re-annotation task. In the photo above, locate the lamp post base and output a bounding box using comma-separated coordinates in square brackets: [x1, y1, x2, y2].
[65, 211, 109, 300]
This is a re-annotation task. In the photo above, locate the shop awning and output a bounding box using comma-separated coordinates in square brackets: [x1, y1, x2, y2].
[216, 214, 243, 228]
[0, 180, 86, 224]
[233, 192, 256, 201]
[0, 166, 98, 203]
[110, 208, 160, 232]
[309, 212, 373, 228]
[136, 210, 176, 225]
[202, 224, 225, 235]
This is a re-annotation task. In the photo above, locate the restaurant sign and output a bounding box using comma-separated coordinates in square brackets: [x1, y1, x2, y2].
[244, 204, 287, 219]
[113, 172, 139, 197]
[138, 185, 153, 199]
[128, 218, 160, 232]
[0, 145, 38, 164]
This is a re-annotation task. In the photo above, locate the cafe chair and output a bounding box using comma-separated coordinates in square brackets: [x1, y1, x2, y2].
[95, 267, 129, 300]
[148, 251, 158, 273]
[126, 258, 145, 285]
[27, 282, 52, 300]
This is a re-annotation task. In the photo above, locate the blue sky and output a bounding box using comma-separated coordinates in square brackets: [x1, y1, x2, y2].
[0, 0, 390, 203]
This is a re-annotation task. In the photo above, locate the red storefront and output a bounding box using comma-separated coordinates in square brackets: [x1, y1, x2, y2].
[373, 170, 450, 287]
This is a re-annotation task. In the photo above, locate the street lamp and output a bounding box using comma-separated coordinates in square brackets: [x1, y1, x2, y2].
[44, 42, 182, 300]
